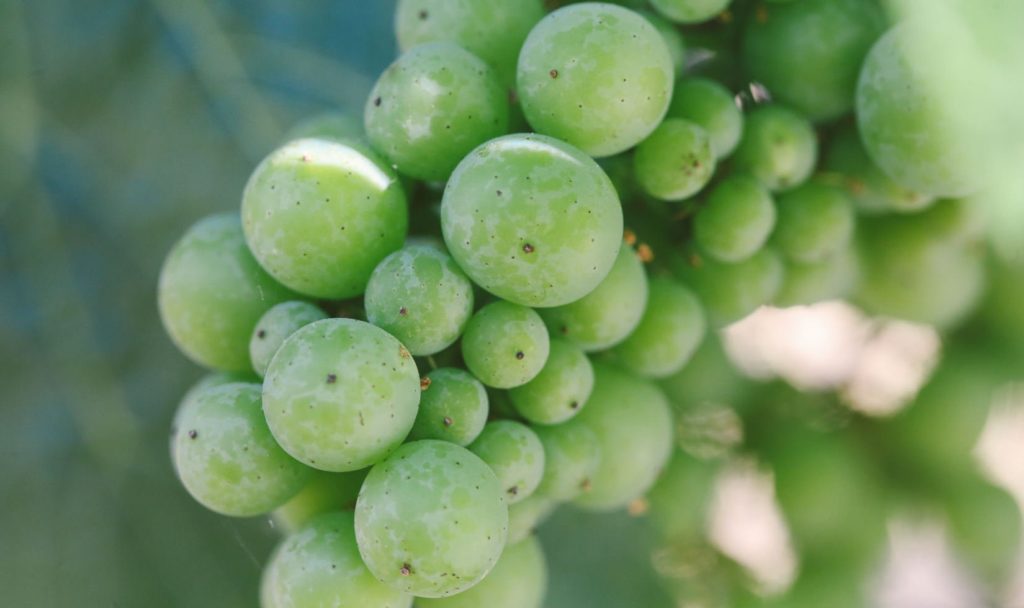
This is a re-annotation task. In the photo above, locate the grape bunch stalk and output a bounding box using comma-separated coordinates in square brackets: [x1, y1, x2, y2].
[158, 1, 1022, 606]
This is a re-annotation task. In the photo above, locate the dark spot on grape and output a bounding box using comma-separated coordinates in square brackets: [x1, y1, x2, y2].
[257, 329, 266, 339]
[400, 563, 412, 576]
[188, 430, 198, 439]
[496, 190, 502, 196]
[374, 96, 382, 107]
[326, 373, 337, 384]
[418, 9, 428, 19]
[570, 400, 579, 409]
[443, 416, 453, 427]
[399, 306, 408, 316]
[549, 69, 559, 79]
[420, 376, 431, 391]
[522, 243, 534, 253]
[515, 351, 525, 360]
[560, 325, 568, 335]
[507, 485, 518, 497]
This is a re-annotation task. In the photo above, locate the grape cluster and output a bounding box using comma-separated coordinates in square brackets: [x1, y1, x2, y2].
[158, 1, 1012, 606]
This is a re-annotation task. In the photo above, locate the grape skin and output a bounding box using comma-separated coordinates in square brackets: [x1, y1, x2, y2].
[271, 469, 369, 535]
[507, 493, 557, 545]
[509, 338, 594, 425]
[284, 112, 363, 143]
[407, 367, 489, 447]
[633, 118, 716, 201]
[417, 536, 548, 608]
[613, 277, 706, 379]
[667, 77, 743, 159]
[249, 301, 327, 378]
[694, 174, 776, 263]
[673, 247, 785, 328]
[649, 0, 732, 24]
[461, 300, 550, 389]
[731, 105, 818, 193]
[771, 181, 855, 263]
[775, 245, 860, 308]
[533, 421, 602, 502]
[469, 420, 546, 504]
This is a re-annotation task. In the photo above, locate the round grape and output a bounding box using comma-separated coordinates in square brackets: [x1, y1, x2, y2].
[775, 245, 860, 308]
[649, 0, 731, 24]
[441, 133, 623, 307]
[672, 247, 784, 328]
[364, 245, 474, 356]
[517, 3, 674, 157]
[263, 318, 421, 472]
[249, 301, 327, 378]
[509, 339, 594, 425]
[354, 440, 508, 598]
[771, 181, 855, 263]
[533, 421, 601, 501]
[731, 105, 817, 192]
[417, 536, 548, 608]
[272, 469, 369, 535]
[613, 277, 706, 379]
[634, 118, 716, 201]
[172, 383, 311, 517]
[407, 367, 489, 446]
[241, 138, 408, 299]
[469, 420, 545, 504]
[461, 300, 550, 389]
[667, 77, 743, 159]
[158, 214, 296, 372]
[694, 174, 776, 263]
[171, 370, 259, 475]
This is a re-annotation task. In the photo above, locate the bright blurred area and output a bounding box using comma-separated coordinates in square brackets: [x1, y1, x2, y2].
[3, 1, 1024, 607]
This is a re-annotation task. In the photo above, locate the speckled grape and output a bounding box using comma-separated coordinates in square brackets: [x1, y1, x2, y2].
[667, 77, 743, 159]
[250, 301, 327, 378]
[533, 421, 601, 501]
[407, 367, 489, 446]
[272, 469, 369, 534]
[731, 105, 817, 192]
[461, 301, 550, 389]
[509, 339, 594, 425]
[469, 420, 545, 504]
[634, 118, 716, 201]
[613, 277, 706, 379]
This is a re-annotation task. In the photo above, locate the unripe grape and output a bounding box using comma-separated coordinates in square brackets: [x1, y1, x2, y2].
[249, 301, 327, 378]
[407, 367, 489, 446]
[469, 420, 546, 504]
[613, 277, 706, 379]
[461, 300, 550, 389]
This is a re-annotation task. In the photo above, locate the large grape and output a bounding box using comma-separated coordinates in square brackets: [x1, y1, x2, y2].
[667, 77, 743, 159]
[538, 242, 648, 352]
[742, 0, 885, 122]
[394, 0, 545, 88]
[249, 301, 327, 378]
[241, 138, 408, 299]
[634, 118, 716, 201]
[517, 3, 674, 157]
[509, 339, 594, 425]
[573, 363, 674, 511]
[771, 181, 855, 263]
[673, 247, 784, 328]
[613, 277, 706, 379]
[263, 319, 421, 471]
[649, 0, 731, 24]
[731, 105, 817, 192]
[158, 214, 296, 372]
[407, 367, 489, 446]
[365, 43, 508, 182]
[441, 134, 623, 307]
[364, 245, 474, 356]
[469, 420, 546, 504]
[533, 421, 601, 501]
[461, 301, 550, 389]
[272, 469, 369, 534]
[354, 440, 508, 598]
[172, 383, 311, 517]
[693, 174, 776, 263]
[417, 536, 547, 608]
[262, 512, 411, 608]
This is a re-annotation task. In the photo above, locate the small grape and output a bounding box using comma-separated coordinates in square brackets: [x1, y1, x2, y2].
[354, 440, 508, 598]
[771, 181, 855, 263]
[533, 421, 601, 501]
[672, 247, 784, 328]
[171, 371, 260, 475]
[694, 174, 776, 263]
[284, 113, 363, 143]
[649, 0, 731, 24]
[441, 133, 623, 307]
[158, 214, 297, 372]
[572, 363, 674, 511]
[407, 367, 489, 446]
[271, 469, 369, 535]
[517, 3, 674, 157]
[507, 493, 557, 544]
[469, 420, 546, 504]
[262, 512, 411, 608]
[241, 138, 408, 299]
[634, 118, 716, 201]
[365, 42, 508, 182]
[263, 318, 421, 472]
[539, 243, 648, 352]
[417, 536, 548, 608]
[249, 301, 327, 378]
[364, 245, 474, 356]
[613, 277, 706, 379]
[775, 245, 860, 308]
[731, 105, 817, 192]
[172, 383, 311, 517]
[461, 300, 550, 389]
[509, 339, 594, 425]
[667, 77, 743, 159]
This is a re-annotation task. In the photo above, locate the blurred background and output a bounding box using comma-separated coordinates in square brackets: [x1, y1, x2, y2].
[2, 1, 1023, 607]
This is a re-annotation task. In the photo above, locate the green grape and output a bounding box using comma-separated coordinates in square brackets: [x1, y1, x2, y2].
[856, 203, 985, 328]
[394, 0, 545, 88]
[285, 113, 363, 143]
[572, 363, 674, 511]
[272, 469, 369, 535]
[774, 245, 859, 307]
[673, 247, 784, 327]
[158, 214, 297, 372]
[263, 318, 421, 472]
[646, 450, 719, 541]
[172, 383, 311, 517]
[507, 494, 557, 544]
[461, 300, 550, 389]
[856, 24, 987, 198]
[364, 245, 474, 356]
[693, 174, 776, 263]
[509, 339, 594, 425]
[418, 536, 547, 608]
[822, 123, 934, 214]
[249, 301, 327, 378]
[533, 421, 601, 501]
[742, 0, 884, 122]
[634, 118, 716, 201]
[517, 3, 674, 157]
[649, 0, 731, 24]
[469, 420, 545, 504]
[667, 77, 743, 159]
[263, 512, 411, 608]
[407, 367, 489, 446]
[539, 243, 648, 352]
[241, 138, 408, 299]
[365, 42, 508, 182]
[170, 370, 260, 474]
[731, 105, 817, 192]
[355, 440, 508, 598]
[658, 334, 749, 410]
[945, 477, 1022, 584]
[637, 10, 687, 74]
[441, 133, 623, 307]
[613, 277, 706, 379]
[771, 181, 855, 263]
